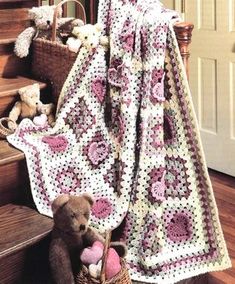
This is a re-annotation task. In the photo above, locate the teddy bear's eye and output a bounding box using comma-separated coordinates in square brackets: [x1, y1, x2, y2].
[70, 212, 76, 218]
[84, 213, 89, 219]
[84, 36, 88, 40]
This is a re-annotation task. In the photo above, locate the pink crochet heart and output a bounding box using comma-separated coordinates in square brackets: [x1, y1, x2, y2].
[151, 171, 166, 202]
[167, 214, 191, 242]
[80, 241, 104, 265]
[105, 248, 121, 280]
[42, 135, 68, 152]
[33, 114, 47, 126]
[88, 141, 109, 165]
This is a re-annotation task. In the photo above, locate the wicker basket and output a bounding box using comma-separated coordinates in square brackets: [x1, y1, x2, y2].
[32, 0, 86, 103]
[0, 117, 16, 139]
[76, 231, 132, 284]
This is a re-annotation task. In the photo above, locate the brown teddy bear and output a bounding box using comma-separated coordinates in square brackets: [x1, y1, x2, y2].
[8, 83, 42, 130]
[49, 194, 104, 284]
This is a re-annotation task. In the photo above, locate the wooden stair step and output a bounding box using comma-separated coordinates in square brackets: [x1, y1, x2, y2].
[0, 76, 47, 98]
[0, 204, 53, 283]
[0, 140, 24, 166]
[0, 38, 16, 45]
[0, 203, 53, 258]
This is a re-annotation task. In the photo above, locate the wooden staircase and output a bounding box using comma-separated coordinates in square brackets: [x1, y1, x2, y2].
[0, 1, 53, 283]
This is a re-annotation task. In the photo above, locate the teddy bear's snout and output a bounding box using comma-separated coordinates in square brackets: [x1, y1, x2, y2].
[80, 224, 86, 231]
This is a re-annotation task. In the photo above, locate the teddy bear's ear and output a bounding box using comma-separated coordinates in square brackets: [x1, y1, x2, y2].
[28, 7, 37, 20]
[82, 193, 94, 206]
[51, 194, 70, 214]
[94, 23, 103, 32]
[32, 83, 40, 90]
[18, 86, 27, 96]
[72, 26, 81, 37]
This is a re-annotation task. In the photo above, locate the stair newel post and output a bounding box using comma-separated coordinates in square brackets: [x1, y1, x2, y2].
[173, 22, 194, 79]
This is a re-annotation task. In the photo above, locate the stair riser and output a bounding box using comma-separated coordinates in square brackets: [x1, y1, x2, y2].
[0, 8, 29, 23]
[0, 8, 30, 38]
[0, 160, 31, 206]
[0, 95, 17, 117]
[0, 42, 14, 55]
[0, 1, 38, 10]
[0, 238, 51, 284]
[0, 53, 30, 77]
[0, 250, 26, 284]
[0, 19, 30, 35]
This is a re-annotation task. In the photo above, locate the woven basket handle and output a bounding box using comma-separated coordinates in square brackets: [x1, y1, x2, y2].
[100, 230, 112, 283]
[52, 0, 87, 42]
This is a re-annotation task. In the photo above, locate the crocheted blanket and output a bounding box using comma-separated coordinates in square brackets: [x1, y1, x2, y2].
[8, 0, 231, 283]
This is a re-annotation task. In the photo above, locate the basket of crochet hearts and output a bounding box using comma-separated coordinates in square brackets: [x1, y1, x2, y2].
[31, 0, 86, 103]
[76, 231, 132, 284]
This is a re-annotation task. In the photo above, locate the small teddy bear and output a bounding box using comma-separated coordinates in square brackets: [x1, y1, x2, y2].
[14, 5, 84, 58]
[49, 194, 104, 284]
[8, 83, 42, 130]
[37, 102, 55, 126]
[66, 23, 109, 52]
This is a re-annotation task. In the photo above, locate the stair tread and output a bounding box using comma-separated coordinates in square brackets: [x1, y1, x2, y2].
[0, 76, 47, 98]
[0, 140, 24, 166]
[0, 203, 53, 258]
[0, 37, 16, 45]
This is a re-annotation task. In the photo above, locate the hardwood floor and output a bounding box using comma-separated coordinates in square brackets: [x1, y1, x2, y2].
[133, 170, 235, 284]
[208, 170, 235, 284]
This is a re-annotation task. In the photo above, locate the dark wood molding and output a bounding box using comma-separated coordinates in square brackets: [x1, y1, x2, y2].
[174, 22, 194, 79]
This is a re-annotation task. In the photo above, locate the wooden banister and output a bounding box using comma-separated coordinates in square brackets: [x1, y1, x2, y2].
[174, 22, 194, 79]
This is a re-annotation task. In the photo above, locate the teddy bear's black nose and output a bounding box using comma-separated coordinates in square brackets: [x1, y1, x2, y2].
[80, 224, 86, 231]
[47, 20, 50, 25]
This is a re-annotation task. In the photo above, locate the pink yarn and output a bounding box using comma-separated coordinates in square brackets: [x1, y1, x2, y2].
[122, 33, 135, 52]
[88, 141, 109, 165]
[167, 213, 192, 242]
[92, 79, 106, 103]
[92, 198, 112, 219]
[42, 135, 68, 152]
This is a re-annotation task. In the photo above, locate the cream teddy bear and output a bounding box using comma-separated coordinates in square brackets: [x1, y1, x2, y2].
[66, 23, 109, 52]
[8, 83, 42, 130]
[14, 5, 84, 58]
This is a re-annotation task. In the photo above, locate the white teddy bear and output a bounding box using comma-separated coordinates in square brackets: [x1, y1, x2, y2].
[14, 5, 84, 58]
[66, 23, 109, 52]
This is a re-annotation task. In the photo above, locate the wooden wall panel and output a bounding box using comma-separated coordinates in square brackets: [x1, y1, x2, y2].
[199, 0, 216, 30]
[198, 57, 217, 133]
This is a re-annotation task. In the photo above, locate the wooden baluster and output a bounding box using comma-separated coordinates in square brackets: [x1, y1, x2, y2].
[173, 22, 194, 79]
[63, 3, 68, 16]
[89, 0, 95, 24]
